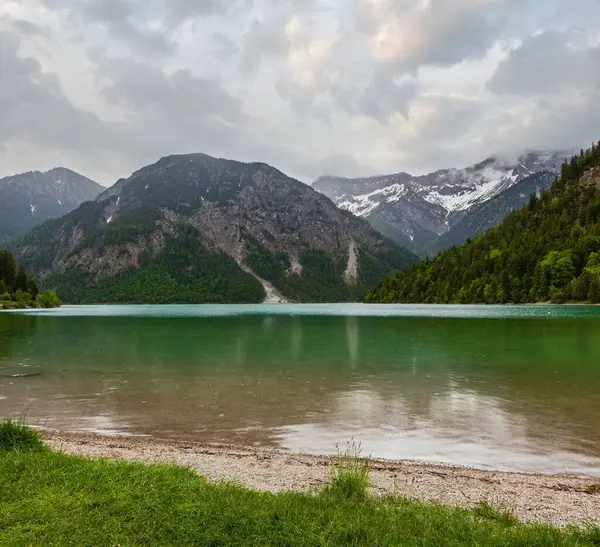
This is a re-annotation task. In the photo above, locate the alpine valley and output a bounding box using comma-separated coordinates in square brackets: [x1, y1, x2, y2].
[0, 168, 103, 242]
[13, 154, 418, 304]
[314, 152, 570, 254]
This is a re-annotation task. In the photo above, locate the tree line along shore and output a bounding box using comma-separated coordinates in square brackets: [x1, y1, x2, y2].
[0, 250, 60, 309]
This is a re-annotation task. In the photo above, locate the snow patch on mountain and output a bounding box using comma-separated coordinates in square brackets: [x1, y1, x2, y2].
[335, 168, 519, 218]
[313, 151, 570, 251]
[316, 152, 570, 221]
[423, 170, 516, 212]
[339, 183, 408, 216]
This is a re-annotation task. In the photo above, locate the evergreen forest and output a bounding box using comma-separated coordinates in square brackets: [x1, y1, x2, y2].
[39, 226, 415, 304]
[41, 227, 266, 305]
[366, 143, 600, 304]
[246, 239, 416, 303]
[0, 250, 60, 309]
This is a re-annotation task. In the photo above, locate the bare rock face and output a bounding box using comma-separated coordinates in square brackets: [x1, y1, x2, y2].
[14, 153, 418, 304]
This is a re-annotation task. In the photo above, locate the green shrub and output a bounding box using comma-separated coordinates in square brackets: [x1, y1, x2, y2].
[0, 420, 45, 452]
[323, 439, 371, 502]
[12, 289, 30, 304]
[35, 289, 61, 308]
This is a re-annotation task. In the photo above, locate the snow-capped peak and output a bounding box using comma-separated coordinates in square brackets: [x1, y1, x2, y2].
[420, 167, 521, 213]
[315, 151, 570, 219]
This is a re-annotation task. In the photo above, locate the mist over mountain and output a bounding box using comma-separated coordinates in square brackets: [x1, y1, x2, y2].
[314, 151, 570, 253]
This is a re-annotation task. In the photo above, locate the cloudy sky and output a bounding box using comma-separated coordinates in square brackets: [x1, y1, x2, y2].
[1, 0, 599, 185]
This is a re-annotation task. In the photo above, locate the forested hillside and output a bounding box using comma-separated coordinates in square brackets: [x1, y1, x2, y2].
[0, 250, 59, 309]
[366, 144, 600, 304]
[424, 172, 555, 256]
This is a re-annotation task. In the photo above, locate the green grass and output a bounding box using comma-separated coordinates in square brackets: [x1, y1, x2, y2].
[0, 428, 599, 546]
[324, 440, 371, 502]
[0, 420, 45, 452]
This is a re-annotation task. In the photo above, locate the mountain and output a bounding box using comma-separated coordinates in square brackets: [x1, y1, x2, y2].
[0, 168, 103, 240]
[14, 154, 418, 304]
[366, 143, 600, 304]
[313, 152, 569, 252]
[424, 171, 556, 256]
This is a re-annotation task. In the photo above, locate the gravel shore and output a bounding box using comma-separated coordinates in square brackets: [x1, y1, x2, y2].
[44, 430, 600, 529]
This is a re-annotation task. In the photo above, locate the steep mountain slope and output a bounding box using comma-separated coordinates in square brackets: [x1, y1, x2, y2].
[15, 154, 418, 304]
[314, 152, 569, 251]
[0, 168, 103, 240]
[425, 171, 556, 256]
[366, 144, 600, 304]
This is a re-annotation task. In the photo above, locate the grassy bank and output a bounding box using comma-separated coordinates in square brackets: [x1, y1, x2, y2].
[1, 423, 599, 546]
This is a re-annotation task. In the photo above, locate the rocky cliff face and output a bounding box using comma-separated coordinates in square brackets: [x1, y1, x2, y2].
[314, 152, 570, 252]
[15, 154, 417, 303]
[0, 168, 103, 239]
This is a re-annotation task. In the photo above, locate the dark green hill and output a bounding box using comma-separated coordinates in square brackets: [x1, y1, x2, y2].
[366, 143, 600, 304]
[15, 154, 418, 304]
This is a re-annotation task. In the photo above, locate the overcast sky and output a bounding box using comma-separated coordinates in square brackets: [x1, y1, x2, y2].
[1, 0, 599, 185]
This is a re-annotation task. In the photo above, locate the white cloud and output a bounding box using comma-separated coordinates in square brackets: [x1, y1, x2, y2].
[0, 0, 598, 185]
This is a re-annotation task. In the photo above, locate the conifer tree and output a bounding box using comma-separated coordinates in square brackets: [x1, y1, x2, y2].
[0, 251, 16, 288]
[15, 264, 28, 292]
[28, 277, 39, 298]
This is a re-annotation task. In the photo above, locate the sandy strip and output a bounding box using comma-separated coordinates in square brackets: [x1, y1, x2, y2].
[43, 431, 600, 529]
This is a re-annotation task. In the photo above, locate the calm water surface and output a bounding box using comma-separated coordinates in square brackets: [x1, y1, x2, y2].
[1, 304, 600, 475]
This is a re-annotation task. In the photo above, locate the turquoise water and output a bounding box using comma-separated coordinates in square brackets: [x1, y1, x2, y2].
[2, 304, 600, 475]
[11, 303, 600, 318]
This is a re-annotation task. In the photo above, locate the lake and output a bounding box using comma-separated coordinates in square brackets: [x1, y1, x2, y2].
[2, 304, 600, 475]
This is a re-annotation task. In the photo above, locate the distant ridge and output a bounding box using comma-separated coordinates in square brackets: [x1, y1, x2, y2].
[314, 151, 570, 252]
[0, 167, 103, 239]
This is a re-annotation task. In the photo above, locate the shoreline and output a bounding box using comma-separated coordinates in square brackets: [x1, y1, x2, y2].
[4, 301, 600, 308]
[43, 430, 600, 528]
[0, 303, 61, 310]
